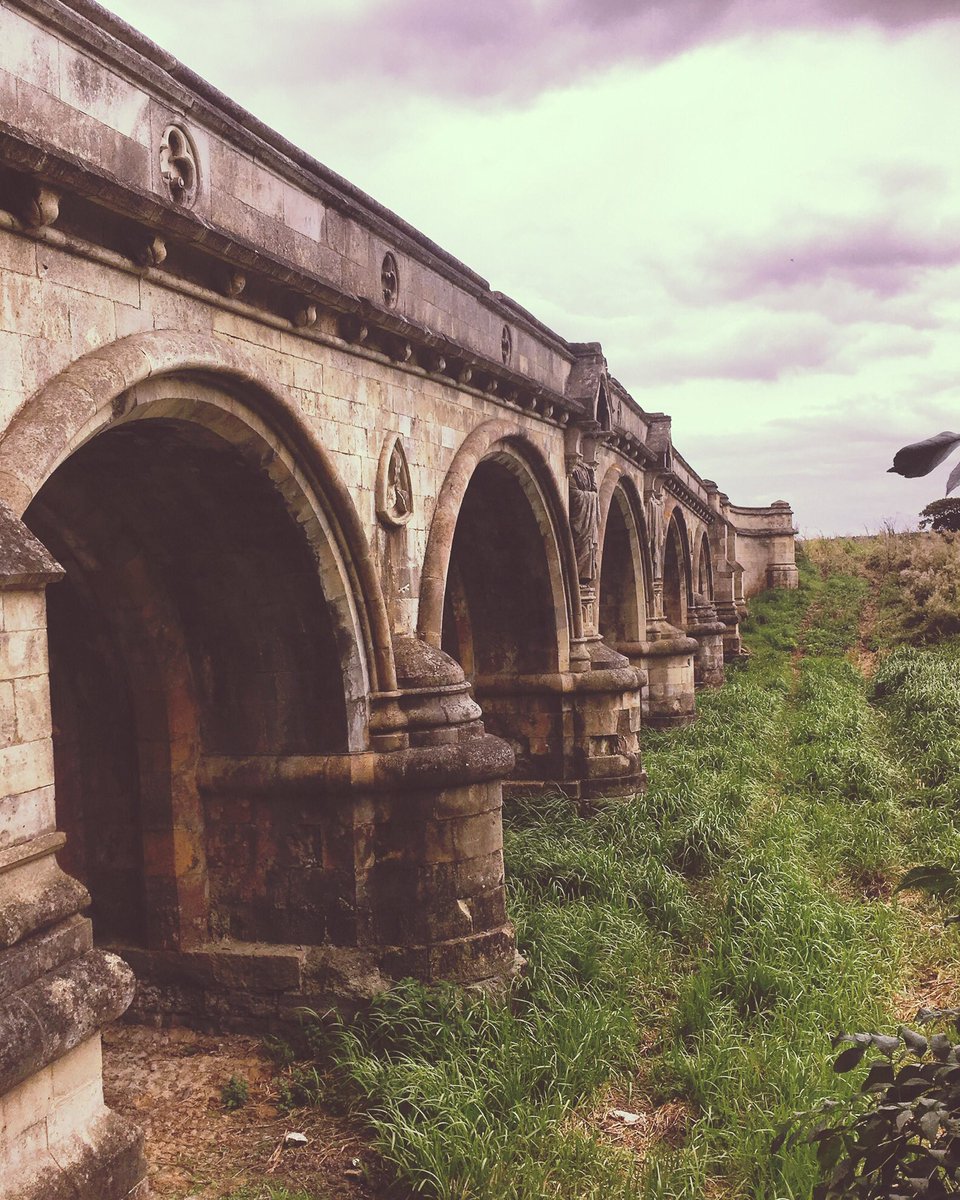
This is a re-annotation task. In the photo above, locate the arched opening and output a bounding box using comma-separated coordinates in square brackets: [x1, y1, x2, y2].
[663, 511, 690, 629]
[598, 486, 646, 646]
[696, 533, 714, 599]
[441, 456, 561, 680]
[25, 416, 350, 952]
[439, 452, 568, 779]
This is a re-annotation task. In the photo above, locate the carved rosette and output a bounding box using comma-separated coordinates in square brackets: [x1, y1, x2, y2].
[376, 433, 414, 528]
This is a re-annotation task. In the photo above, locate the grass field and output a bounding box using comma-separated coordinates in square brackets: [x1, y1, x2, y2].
[271, 548, 960, 1200]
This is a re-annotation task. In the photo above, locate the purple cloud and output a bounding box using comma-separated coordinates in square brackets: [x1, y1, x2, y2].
[702, 214, 960, 303]
[262, 0, 960, 102]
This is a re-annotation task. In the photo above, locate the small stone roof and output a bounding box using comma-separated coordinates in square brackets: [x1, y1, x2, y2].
[0, 503, 63, 589]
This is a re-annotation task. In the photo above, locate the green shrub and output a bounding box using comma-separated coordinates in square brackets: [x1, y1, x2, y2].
[221, 1074, 250, 1111]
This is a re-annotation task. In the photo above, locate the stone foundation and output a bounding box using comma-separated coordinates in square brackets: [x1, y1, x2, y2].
[620, 631, 698, 730]
[686, 603, 726, 689]
[716, 600, 748, 662]
[768, 562, 800, 589]
[477, 640, 645, 802]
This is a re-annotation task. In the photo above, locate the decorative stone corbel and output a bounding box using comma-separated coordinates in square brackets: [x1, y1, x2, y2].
[338, 314, 368, 344]
[17, 184, 60, 231]
[293, 302, 318, 328]
[134, 234, 167, 269]
[219, 267, 246, 298]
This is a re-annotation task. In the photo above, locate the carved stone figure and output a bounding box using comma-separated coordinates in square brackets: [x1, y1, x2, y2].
[376, 433, 414, 527]
[569, 461, 600, 583]
[388, 442, 411, 517]
[648, 490, 666, 578]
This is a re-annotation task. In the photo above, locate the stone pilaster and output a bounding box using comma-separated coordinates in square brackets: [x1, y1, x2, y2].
[0, 504, 146, 1200]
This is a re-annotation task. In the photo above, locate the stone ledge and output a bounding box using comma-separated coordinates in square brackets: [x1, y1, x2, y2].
[0, 914, 92, 998]
[0, 949, 135, 1095]
[0, 838, 90, 950]
[198, 733, 515, 798]
[0, 501, 63, 589]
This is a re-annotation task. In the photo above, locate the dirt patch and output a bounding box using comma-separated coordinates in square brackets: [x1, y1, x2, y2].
[892, 963, 960, 1024]
[850, 596, 879, 678]
[571, 1083, 692, 1162]
[102, 1023, 401, 1200]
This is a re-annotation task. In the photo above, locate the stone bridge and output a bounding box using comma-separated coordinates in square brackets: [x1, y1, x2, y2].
[0, 0, 798, 1194]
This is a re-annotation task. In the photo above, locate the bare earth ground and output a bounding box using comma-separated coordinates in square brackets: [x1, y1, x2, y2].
[102, 1024, 399, 1200]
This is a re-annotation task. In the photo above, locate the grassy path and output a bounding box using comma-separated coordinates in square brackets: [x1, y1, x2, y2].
[279, 561, 960, 1200]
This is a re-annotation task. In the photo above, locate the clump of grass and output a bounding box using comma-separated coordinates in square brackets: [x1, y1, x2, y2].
[873, 647, 960, 803]
[224, 1189, 315, 1200]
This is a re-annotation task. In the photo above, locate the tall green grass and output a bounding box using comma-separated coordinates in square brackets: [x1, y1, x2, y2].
[284, 564, 960, 1199]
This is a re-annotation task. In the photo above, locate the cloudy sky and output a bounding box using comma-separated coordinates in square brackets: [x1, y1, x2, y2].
[101, 0, 960, 534]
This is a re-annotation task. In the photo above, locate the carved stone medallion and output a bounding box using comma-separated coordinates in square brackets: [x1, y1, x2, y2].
[376, 433, 413, 528]
[159, 124, 200, 207]
[381, 252, 400, 308]
[500, 324, 512, 365]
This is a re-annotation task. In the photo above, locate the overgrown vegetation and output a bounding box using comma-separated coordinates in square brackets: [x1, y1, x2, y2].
[803, 530, 960, 647]
[272, 544, 960, 1199]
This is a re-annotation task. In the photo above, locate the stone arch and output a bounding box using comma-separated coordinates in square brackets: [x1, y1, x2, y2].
[0, 331, 394, 697]
[663, 506, 693, 629]
[0, 332, 392, 953]
[418, 419, 580, 662]
[597, 468, 652, 645]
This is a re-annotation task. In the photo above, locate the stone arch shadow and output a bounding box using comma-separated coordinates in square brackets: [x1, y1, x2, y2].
[693, 528, 714, 600]
[662, 505, 694, 630]
[418, 420, 586, 784]
[597, 467, 654, 647]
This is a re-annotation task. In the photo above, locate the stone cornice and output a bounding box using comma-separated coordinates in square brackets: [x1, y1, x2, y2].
[732, 525, 800, 539]
[663, 474, 715, 524]
[10, 0, 580, 364]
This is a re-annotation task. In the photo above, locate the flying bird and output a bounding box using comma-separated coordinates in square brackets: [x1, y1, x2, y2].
[888, 431, 960, 494]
